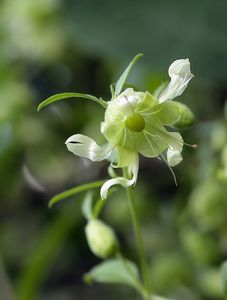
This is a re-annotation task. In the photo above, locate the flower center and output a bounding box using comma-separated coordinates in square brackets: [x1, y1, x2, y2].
[125, 113, 145, 132]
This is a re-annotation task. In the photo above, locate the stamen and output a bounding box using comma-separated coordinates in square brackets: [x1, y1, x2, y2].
[184, 143, 198, 149]
[143, 131, 177, 185]
[145, 127, 197, 154]
[159, 152, 178, 186]
[143, 131, 161, 160]
[144, 130, 161, 141]
[154, 127, 186, 148]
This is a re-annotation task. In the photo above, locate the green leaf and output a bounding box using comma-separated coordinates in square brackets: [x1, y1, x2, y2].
[82, 192, 94, 220]
[84, 258, 139, 288]
[48, 180, 106, 208]
[114, 53, 143, 97]
[37, 92, 107, 111]
[221, 261, 227, 299]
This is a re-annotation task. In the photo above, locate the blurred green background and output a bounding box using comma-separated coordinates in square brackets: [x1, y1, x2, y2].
[0, 0, 227, 299]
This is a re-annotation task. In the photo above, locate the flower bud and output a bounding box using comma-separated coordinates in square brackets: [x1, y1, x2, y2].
[85, 219, 119, 259]
[173, 102, 195, 128]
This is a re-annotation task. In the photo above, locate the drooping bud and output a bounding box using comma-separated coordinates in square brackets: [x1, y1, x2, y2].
[173, 102, 195, 128]
[85, 219, 119, 259]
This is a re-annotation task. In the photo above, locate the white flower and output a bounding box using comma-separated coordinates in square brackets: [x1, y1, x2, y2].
[158, 59, 193, 103]
[65, 58, 194, 199]
[66, 88, 184, 199]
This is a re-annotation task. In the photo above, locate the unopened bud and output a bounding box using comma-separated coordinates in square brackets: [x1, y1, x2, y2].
[173, 102, 195, 128]
[85, 219, 119, 259]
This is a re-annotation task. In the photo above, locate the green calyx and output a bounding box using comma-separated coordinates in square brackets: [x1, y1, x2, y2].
[125, 113, 145, 132]
[173, 102, 195, 128]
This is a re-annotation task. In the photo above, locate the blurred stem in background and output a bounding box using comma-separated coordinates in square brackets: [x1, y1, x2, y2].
[0, 255, 15, 300]
[16, 200, 83, 300]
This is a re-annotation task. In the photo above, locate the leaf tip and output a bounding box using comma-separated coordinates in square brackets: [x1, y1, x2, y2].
[133, 53, 143, 62]
[136, 52, 144, 58]
[37, 102, 44, 112]
[48, 198, 54, 208]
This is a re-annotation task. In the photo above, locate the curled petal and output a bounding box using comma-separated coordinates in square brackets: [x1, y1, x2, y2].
[65, 134, 110, 161]
[167, 148, 183, 167]
[100, 155, 139, 200]
[158, 58, 193, 103]
[167, 132, 183, 167]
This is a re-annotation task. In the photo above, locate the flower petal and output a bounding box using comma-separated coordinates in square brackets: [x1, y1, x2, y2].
[65, 134, 110, 161]
[156, 101, 180, 125]
[101, 88, 144, 148]
[100, 155, 139, 200]
[135, 122, 169, 157]
[167, 148, 183, 167]
[114, 147, 137, 168]
[158, 58, 193, 103]
[167, 132, 183, 167]
[101, 121, 124, 148]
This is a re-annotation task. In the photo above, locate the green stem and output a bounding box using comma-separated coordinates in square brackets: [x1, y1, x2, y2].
[93, 197, 105, 218]
[93, 188, 116, 218]
[124, 170, 151, 297]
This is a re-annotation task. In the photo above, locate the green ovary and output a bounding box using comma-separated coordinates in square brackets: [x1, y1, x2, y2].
[125, 113, 145, 132]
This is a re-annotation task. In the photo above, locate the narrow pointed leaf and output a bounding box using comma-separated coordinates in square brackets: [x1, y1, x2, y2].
[37, 92, 107, 111]
[110, 84, 115, 99]
[84, 258, 139, 288]
[48, 180, 106, 208]
[114, 53, 143, 97]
